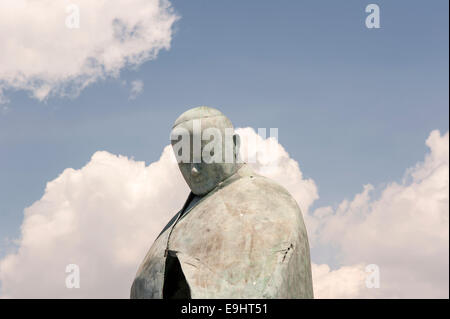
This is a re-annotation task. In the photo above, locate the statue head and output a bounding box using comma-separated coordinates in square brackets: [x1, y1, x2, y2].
[171, 106, 242, 195]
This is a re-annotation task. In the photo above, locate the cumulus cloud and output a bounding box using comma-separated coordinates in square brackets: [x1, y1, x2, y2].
[310, 130, 449, 298]
[0, 128, 448, 298]
[0, 0, 178, 103]
[128, 80, 144, 100]
[237, 127, 319, 214]
[0, 146, 188, 298]
[311, 263, 367, 299]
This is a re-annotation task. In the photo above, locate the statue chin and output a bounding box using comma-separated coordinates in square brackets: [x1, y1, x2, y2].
[179, 162, 241, 196]
[183, 172, 222, 195]
[188, 182, 214, 196]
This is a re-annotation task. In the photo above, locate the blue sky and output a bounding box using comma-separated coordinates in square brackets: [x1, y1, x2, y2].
[0, 0, 448, 254]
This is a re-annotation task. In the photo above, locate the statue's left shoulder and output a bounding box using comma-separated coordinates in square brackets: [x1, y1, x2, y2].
[221, 170, 304, 228]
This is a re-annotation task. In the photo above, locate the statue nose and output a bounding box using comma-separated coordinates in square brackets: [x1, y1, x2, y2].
[191, 165, 200, 176]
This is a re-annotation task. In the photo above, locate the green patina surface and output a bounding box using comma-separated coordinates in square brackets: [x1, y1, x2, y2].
[130, 107, 314, 299]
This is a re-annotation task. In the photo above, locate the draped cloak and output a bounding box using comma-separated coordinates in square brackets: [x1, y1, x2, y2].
[130, 164, 314, 298]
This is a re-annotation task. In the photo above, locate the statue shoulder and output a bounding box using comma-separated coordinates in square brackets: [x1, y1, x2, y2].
[222, 170, 303, 222]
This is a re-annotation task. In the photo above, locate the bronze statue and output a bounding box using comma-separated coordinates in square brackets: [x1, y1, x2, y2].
[131, 106, 313, 298]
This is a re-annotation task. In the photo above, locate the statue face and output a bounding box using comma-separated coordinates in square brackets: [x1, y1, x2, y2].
[171, 114, 241, 195]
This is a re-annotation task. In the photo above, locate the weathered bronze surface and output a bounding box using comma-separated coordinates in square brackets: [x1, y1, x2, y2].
[130, 106, 314, 298]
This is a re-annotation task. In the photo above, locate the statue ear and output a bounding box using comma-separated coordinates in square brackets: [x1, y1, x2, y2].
[233, 134, 240, 159]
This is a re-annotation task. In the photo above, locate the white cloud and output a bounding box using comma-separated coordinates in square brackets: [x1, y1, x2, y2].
[237, 127, 319, 214]
[309, 130, 449, 298]
[0, 129, 448, 298]
[311, 263, 367, 299]
[0, 0, 178, 103]
[0, 148, 189, 298]
[129, 80, 144, 100]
